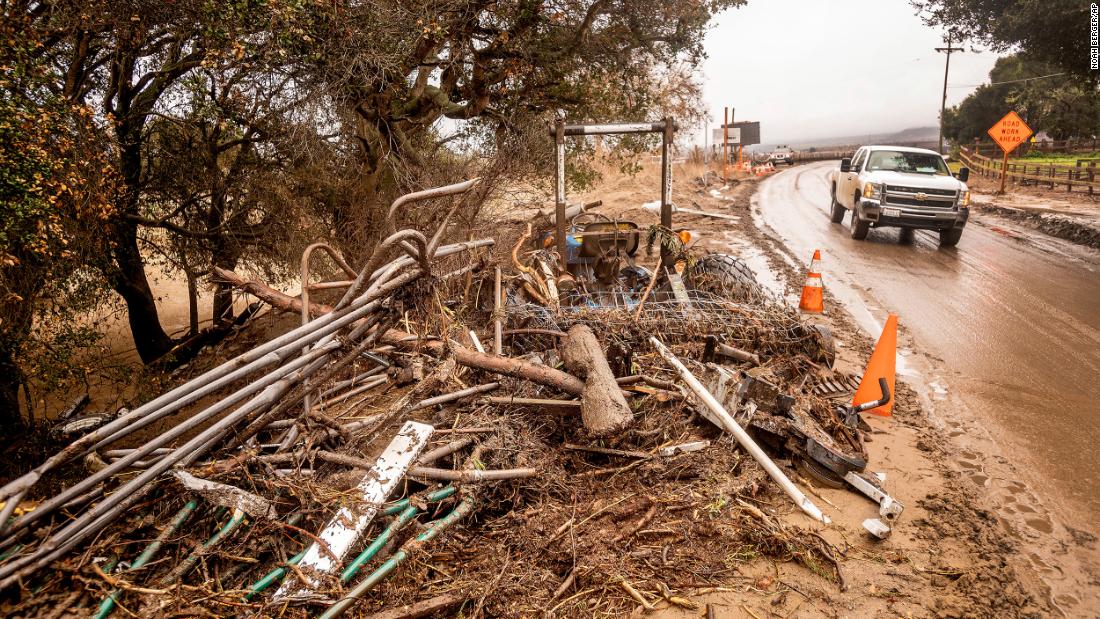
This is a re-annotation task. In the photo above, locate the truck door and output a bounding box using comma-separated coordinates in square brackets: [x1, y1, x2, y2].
[842, 149, 865, 207]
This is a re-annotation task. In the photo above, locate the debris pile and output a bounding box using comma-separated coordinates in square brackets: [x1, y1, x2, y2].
[0, 171, 898, 617]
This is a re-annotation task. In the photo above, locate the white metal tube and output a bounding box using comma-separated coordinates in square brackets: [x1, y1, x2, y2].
[649, 337, 830, 524]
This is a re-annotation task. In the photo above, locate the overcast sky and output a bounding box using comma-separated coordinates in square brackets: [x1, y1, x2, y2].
[698, 0, 1003, 145]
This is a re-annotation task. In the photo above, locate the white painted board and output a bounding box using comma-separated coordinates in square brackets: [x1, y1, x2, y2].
[274, 420, 434, 599]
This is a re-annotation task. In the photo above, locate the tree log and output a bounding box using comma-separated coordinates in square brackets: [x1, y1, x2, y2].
[559, 325, 633, 437]
[381, 331, 585, 397]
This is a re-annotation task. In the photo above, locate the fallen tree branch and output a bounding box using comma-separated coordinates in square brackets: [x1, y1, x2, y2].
[360, 593, 465, 619]
[407, 467, 538, 482]
[380, 330, 585, 396]
[561, 324, 633, 436]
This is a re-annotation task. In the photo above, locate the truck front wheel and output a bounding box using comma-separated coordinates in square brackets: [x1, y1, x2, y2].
[829, 186, 845, 223]
[850, 205, 870, 240]
[939, 228, 963, 247]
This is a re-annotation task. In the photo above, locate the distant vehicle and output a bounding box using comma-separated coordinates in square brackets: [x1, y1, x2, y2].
[768, 145, 795, 166]
[827, 145, 971, 247]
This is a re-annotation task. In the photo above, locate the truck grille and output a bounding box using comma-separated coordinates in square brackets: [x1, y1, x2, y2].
[885, 185, 956, 196]
[883, 185, 957, 209]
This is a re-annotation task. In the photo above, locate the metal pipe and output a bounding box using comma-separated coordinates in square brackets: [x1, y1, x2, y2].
[5, 344, 337, 540]
[1, 239, 489, 507]
[660, 116, 674, 268]
[94, 499, 198, 618]
[317, 367, 388, 400]
[0, 266, 405, 505]
[101, 448, 173, 459]
[0, 357, 329, 587]
[386, 178, 481, 224]
[649, 337, 829, 525]
[407, 382, 500, 412]
[381, 485, 456, 516]
[333, 230, 430, 313]
[327, 376, 389, 406]
[554, 113, 567, 268]
[556, 122, 672, 136]
[160, 507, 247, 585]
[301, 244, 353, 431]
[493, 267, 503, 355]
[318, 497, 476, 619]
[339, 505, 418, 584]
[0, 490, 25, 536]
[244, 547, 308, 600]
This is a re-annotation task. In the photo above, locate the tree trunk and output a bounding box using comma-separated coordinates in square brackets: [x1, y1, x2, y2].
[107, 132, 174, 364]
[210, 249, 240, 327]
[109, 236, 174, 364]
[185, 266, 199, 337]
[0, 346, 26, 432]
[0, 275, 37, 430]
[560, 325, 634, 437]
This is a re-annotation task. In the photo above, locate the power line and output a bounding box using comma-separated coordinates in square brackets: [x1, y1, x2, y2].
[947, 72, 1067, 88]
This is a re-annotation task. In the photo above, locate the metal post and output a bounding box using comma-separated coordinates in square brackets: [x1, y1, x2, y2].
[730, 107, 736, 169]
[492, 267, 502, 355]
[722, 107, 729, 182]
[554, 113, 567, 269]
[660, 117, 674, 267]
[999, 149, 1008, 194]
[650, 337, 830, 525]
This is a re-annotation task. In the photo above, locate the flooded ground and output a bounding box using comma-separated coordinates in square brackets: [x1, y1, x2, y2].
[754, 162, 1100, 612]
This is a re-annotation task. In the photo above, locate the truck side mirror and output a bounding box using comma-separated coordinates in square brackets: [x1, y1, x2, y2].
[840, 158, 852, 173]
[956, 167, 969, 182]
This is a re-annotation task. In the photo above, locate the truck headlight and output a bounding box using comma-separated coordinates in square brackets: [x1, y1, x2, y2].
[959, 190, 970, 207]
[862, 182, 882, 200]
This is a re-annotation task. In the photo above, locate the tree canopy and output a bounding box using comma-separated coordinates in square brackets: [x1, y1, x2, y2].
[913, 0, 1097, 77]
[0, 0, 742, 427]
[943, 55, 1100, 143]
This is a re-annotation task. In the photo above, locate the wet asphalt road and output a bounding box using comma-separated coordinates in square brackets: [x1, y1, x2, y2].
[757, 162, 1100, 520]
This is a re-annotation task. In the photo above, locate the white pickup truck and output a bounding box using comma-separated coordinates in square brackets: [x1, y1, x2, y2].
[827, 145, 971, 246]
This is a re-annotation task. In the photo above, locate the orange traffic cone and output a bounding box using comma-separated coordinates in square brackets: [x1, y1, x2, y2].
[853, 313, 898, 417]
[798, 250, 824, 313]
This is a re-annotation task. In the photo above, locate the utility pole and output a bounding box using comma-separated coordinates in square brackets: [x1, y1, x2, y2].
[935, 34, 964, 154]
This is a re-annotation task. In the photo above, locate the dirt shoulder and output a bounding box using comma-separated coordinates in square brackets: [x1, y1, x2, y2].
[570, 164, 1069, 617]
[967, 175, 1100, 249]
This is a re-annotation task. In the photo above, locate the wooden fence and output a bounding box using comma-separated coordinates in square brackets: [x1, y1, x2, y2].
[959, 147, 1100, 195]
[969, 138, 1100, 157]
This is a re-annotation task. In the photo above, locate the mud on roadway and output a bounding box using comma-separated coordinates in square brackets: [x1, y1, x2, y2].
[562, 161, 1099, 617]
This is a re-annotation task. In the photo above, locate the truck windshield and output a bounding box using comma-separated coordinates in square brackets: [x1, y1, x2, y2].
[866, 151, 949, 175]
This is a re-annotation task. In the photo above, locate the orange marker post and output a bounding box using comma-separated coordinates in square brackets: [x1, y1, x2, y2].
[853, 313, 898, 417]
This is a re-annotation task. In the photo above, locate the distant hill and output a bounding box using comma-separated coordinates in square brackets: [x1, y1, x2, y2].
[752, 126, 939, 152]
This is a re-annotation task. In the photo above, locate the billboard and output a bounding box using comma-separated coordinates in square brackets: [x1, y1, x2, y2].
[728, 121, 760, 146]
[711, 127, 741, 145]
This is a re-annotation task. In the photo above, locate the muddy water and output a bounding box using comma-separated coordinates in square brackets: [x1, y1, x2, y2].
[756, 162, 1100, 529]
